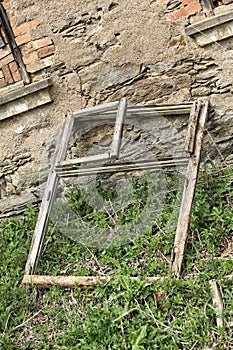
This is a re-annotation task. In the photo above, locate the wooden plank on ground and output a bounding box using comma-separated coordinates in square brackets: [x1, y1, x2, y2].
[24, 113, 74, 275]
[170, 100, 209, 277]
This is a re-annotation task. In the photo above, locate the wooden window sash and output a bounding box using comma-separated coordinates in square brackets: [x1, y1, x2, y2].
[23, 99, 209, 287]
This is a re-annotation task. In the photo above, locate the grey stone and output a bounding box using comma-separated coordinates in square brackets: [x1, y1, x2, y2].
[192, 86, 212, 96]
[0, 190, 39, 218]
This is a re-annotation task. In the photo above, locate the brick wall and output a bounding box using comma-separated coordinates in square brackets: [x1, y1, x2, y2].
[165, 0, 202, 20]
[165, 0, 233, 21]
[0, 0, 55, 88]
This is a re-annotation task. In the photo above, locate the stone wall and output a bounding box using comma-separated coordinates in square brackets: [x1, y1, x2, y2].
[0, 0, 232, 219]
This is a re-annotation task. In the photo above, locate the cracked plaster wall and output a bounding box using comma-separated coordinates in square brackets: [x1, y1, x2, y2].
[0, 0, 232, 218]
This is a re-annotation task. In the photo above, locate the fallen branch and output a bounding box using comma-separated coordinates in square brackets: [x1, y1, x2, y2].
[22, 274, 233, 289]
[209, 280, 224, 328]
[22, 275, 162, 288]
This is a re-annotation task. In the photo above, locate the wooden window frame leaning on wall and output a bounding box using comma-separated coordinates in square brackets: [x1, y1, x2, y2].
[22, 98, 209, 288]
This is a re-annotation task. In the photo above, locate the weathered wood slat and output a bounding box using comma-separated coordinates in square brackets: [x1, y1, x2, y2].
[170, 101, 209, 277]
[24, 114, 74, 275]
[200, 0, 214, 17]
[185, 12, 233, 36]
[73, 101, 119, 117]
[110, 97, 127, 158]
[58, 152, 111, 168]
[185, 100, 202, 154]
[56, 158, 189, 177]
[74, 104, 192, 121]
[55, 113, 75, 165]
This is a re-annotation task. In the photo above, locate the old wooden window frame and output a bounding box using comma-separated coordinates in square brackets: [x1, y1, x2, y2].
[22, 98, 209, 288]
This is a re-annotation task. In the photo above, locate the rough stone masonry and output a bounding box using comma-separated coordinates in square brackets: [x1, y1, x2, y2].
[0, 0, 232, 219]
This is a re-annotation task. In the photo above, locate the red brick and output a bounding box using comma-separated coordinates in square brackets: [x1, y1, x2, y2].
[182, 0, 195, 5]
[183, 1, 201, 15]
[2, 64, 14, 84]
[165, 8, 184, 21]
[0, 53, 14, 69]
[13, 18, 42, 36]
[32, 37, 53, 50]
[9, 61, 21, 82]
[0, 27, 7, 44]
[37, 45, 55, 59]
[0, 78, 7, 88]
[0, 46, 11, 60]
[3, 0, 11, 11]
[15, 33, 31, 46]
[26, 60, 46, 73]
[9, 16, 16, 28]
[3, 0, 11, 6]
[22, 51, 38, 65]
[20, 42, 34, 56]
[165, 1, 201, 20]
[182, 0, 196, 4]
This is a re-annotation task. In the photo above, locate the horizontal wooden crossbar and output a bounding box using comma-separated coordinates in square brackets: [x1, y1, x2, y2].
[55, 158, 189, 177]
[60, 153, 111, 167]
[73, 104, 192, 121]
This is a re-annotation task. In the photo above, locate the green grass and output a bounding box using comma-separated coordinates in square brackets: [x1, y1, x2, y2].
[0, 166, 232, 349]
